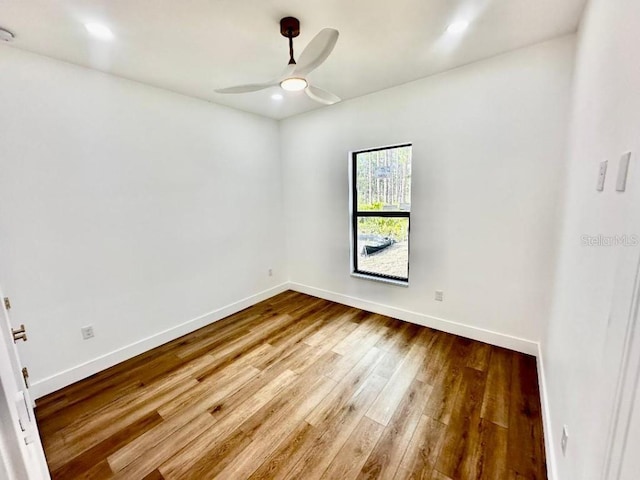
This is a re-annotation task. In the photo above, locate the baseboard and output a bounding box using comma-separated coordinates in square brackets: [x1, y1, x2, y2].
[288, 282, 539, 355]
[537, 344, 558, 480]
[30, 283, 289, 399]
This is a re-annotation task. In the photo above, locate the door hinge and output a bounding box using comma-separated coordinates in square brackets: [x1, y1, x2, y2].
[3, 297, 10, 310]
[12, 324, 27, 343]
[21, 367, 29, 389]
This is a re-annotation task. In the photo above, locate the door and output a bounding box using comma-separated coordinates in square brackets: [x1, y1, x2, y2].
[619, 380, 640, 480]
[0, 285, 50, 479]
[602, 159, 640, 480]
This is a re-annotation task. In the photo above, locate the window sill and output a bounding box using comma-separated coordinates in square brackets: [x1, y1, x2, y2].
[351, 272, 409, 287]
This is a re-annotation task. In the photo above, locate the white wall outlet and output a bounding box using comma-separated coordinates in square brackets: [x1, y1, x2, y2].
[435, 290, 444, 301]
[268, 268, 273, 277]
[81, 325, 95, 340]
[597, 160, 608, 191]
[561, 425, 569, 455]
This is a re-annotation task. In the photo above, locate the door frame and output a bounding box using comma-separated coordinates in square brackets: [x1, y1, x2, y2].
[0, 285, 50, 480]
[0, 326, 36, 479]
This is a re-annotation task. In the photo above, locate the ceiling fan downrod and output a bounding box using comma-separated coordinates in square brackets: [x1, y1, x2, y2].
[280, 17, 300, 65]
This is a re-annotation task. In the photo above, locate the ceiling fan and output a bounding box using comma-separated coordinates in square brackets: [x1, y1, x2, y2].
[215, 17, 340, 105]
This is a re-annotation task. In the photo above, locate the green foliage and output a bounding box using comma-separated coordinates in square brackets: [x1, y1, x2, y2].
[358, 213, 407, 241]
[358, 201, 385, 211]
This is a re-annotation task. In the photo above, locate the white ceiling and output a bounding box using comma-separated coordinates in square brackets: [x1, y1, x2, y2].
[0, 0, 586, 119]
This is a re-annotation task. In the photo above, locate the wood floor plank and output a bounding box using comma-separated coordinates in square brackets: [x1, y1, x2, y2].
[247, 421, 317, 480]
[111, 413, 215, 479]
[304, 308, 361, 347]
[326, 321, 388, 381]
[213, 375, 337, 479]
[357, 378, 433, 480]
[332, 314, 385, 355]
[51, 411, 162, 479]
[366, 338, 427, 426]
[466, 341, 492, 372]
[320, 416, 385, 480]
[434, 367, 487, 479]
[36, 292, 548, 480]
[306, 347, 385, 427]
[289, 326, 356, 375]
[190, 313, 299, 379]
[373, 322, 422, 379]
[480, 347, 513, 428]
[107, 365, 259, 472]
[158, 369, 298, 479]
[471, 419, 509, 479]
[38, 378, 144, 438]
[157, 364, 261, 419]
[142, 470, 165, 480]
[77, 460, 114, 480]
[394, 414, 446, 480]
[423, 337, 474, 425]
[430, 471, 453, 480]
[416, 331, 456, 385]
[47, 376, 199, 471]
[283, 374, 389, 480]
[507, 353, 547, 479]
[161, 426, 253, 480]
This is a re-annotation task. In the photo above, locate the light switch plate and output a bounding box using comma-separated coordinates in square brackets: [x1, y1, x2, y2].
[597, 160, 608, 191]
[616, 152, 631, 192]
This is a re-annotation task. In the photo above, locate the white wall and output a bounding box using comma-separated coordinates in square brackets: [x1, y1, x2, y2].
[543, 0, 640, 479]
[0, 47, 286, 397]
[281, 36, 575, 351]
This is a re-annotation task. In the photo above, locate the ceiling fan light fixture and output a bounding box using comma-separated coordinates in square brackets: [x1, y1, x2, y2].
[280, 77, 308, 92]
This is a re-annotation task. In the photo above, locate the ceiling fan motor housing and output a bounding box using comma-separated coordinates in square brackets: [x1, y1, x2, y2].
[280, 17, 300, 38]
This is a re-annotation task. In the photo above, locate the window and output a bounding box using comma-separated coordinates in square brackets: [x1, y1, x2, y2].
[351, 144, 412, 284]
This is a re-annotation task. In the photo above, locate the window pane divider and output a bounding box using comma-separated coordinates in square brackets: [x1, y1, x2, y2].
[355, 211, 410, 218]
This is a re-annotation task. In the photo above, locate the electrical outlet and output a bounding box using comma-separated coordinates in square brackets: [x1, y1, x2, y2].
[435, 290, 444, 301]
[81, 326, 95, 340]
[268, 268, 273, 277]
[561, 425, 569, 455]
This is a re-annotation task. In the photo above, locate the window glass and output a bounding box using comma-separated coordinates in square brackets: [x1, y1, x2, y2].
[352, 144, 411, 283]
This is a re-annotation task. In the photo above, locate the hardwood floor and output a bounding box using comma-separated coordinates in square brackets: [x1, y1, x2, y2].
[35, 291, 547, 480]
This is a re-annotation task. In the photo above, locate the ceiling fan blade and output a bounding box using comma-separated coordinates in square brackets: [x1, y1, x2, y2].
[294, 28, 339, 76]
[279, 63, 296, 80]
[215, 82, 277, 94]
[216, 63, 296, 94]
[305, 85, 341, 105]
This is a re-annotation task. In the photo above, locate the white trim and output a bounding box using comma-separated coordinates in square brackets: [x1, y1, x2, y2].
[288, 282, 538, 355]
[537, 344, 558, 480]
[350, 272, 409, 287]
[30, 283, 289, 399]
